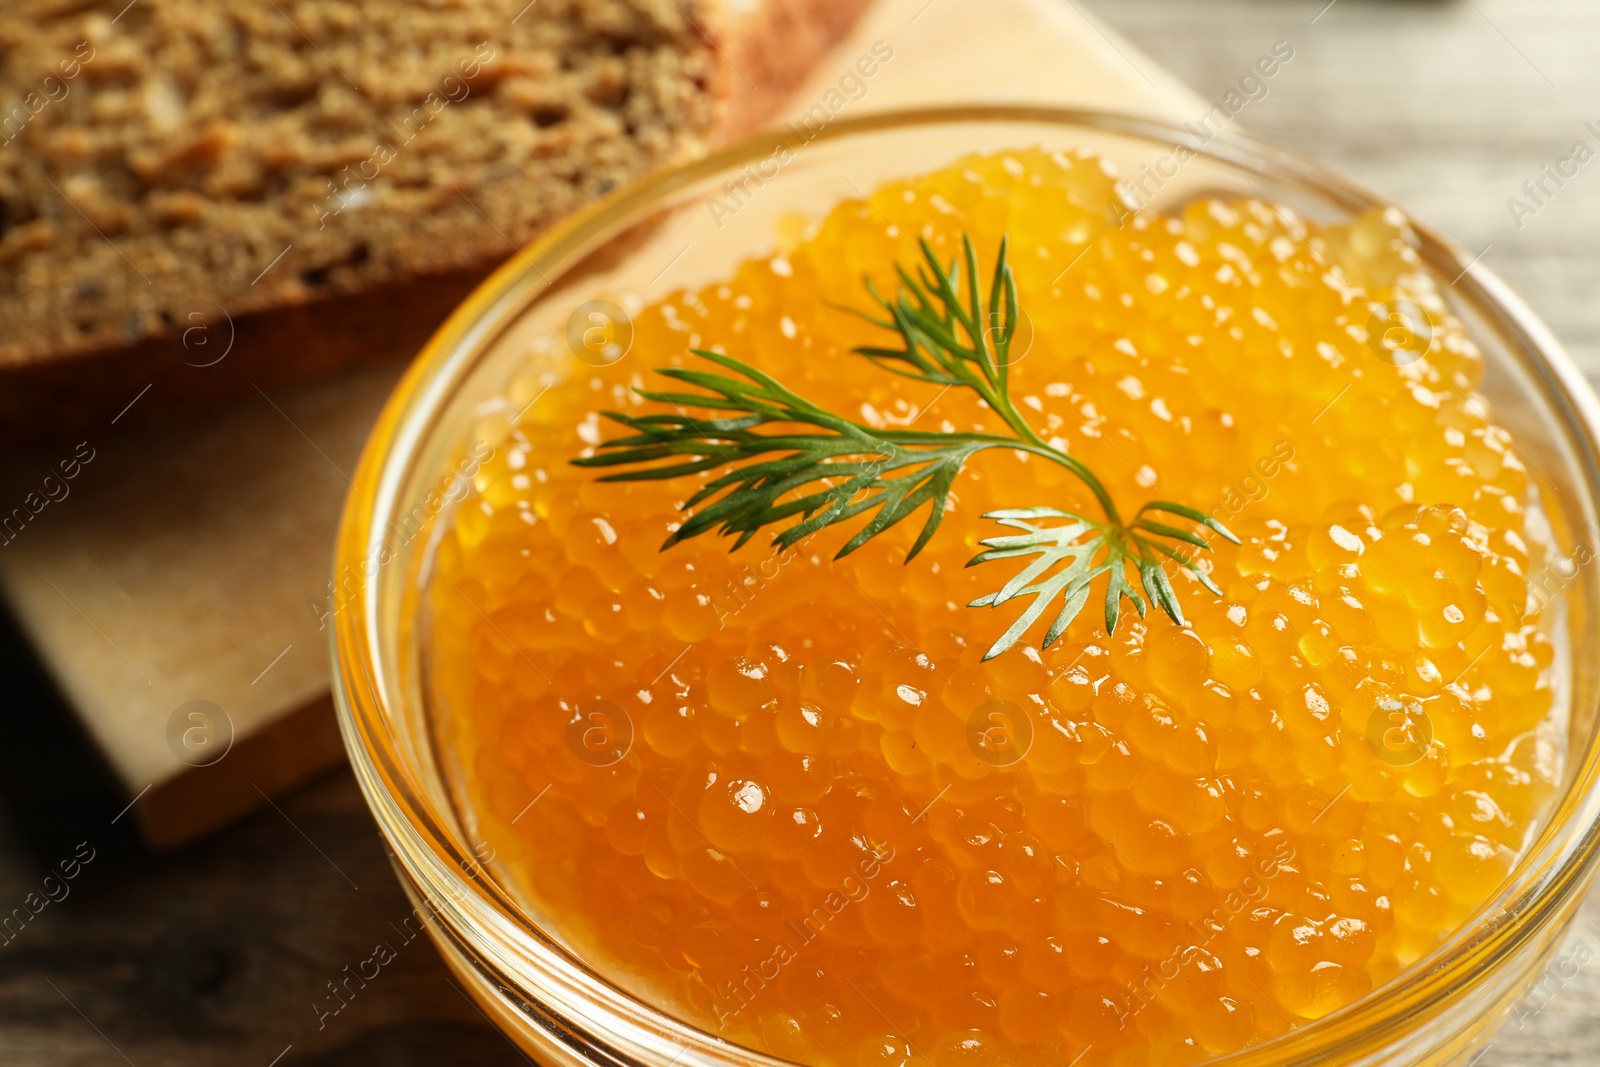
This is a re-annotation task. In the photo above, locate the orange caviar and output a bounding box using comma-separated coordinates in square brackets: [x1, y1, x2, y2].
[426, 150, 1564, 1065]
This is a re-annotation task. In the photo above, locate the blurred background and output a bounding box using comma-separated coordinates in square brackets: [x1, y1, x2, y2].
[1, 0, 1596, 1064]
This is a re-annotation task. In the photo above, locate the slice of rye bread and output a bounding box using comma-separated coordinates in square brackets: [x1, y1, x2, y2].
[0, 0, 866, 438]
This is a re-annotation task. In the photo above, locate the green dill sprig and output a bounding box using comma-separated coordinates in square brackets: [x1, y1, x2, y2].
[573, 233, 1237, 659]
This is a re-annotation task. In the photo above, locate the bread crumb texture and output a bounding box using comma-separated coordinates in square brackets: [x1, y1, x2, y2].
[0, 0, 721, 366]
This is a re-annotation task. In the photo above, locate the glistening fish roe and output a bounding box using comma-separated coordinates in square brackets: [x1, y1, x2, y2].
[426, 150, 1564, 1065]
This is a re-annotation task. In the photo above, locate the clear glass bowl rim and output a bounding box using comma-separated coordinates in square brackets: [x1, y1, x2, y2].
[331, 104, 1600, 1067]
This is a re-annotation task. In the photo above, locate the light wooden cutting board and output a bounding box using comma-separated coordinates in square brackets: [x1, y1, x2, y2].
[0, 0, 1202, 849]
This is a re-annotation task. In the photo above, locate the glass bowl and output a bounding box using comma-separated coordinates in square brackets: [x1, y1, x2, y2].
[330, 106, 1600, 1067]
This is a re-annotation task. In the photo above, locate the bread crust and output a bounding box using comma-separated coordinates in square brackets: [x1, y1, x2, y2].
[0, 0, 869, 439]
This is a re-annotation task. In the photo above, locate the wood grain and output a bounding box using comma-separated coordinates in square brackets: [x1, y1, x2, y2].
[0, 3, 1194, 1062]
[3, 0, 1599, 1063]
[1090, 0, 1600, 388]
[0, 0, 1201, 856]
[0, 364, 400, 850]
[1083, 2, 1600, 1060]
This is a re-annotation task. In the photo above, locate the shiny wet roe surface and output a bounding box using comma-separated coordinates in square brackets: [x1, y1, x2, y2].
[425, 150, 1563, 1065]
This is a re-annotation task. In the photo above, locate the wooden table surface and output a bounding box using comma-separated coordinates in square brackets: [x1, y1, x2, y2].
[1091, 3, 1600, 1063]
[4, 1, 1599, 1063]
